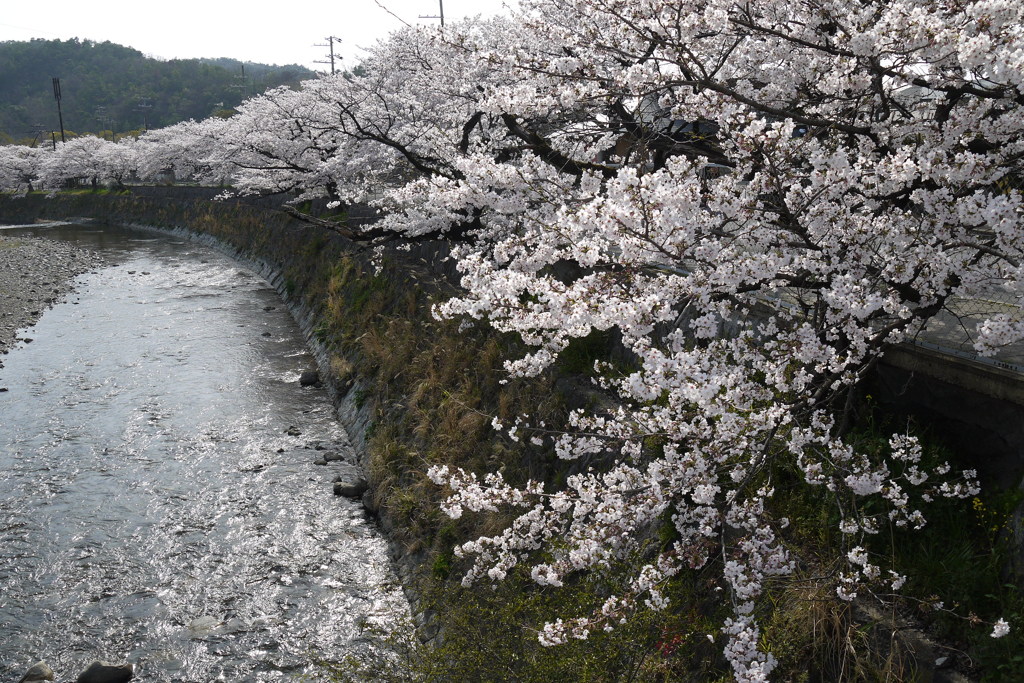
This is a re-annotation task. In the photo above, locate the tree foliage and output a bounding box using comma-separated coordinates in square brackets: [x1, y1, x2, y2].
[0, 38, 313, 140]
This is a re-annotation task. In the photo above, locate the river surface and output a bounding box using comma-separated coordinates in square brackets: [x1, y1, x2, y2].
[0, 224, 406, 681]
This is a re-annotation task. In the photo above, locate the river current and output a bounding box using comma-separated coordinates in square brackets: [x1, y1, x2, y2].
[0, 225, 406, 681]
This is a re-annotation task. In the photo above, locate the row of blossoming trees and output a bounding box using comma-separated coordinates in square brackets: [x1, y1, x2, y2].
[4, 0, 1022, 678]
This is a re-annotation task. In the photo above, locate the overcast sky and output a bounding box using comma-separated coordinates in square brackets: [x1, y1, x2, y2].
[0, 0, 516, 72]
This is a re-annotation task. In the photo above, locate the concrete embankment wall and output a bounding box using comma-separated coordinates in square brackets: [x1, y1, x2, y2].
[874, 347, 1024, 485]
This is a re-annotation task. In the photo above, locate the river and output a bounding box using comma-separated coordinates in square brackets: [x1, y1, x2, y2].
[0, 224, 406, 681]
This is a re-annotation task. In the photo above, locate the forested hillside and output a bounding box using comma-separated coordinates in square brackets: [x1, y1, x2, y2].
[0, 38, 314, 143]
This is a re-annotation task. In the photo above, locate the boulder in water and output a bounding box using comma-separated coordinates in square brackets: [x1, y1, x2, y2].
[18, 661, 55, 683]
[188, 615, 221, 636]
[76, 661, 133, 683]
[299, 369, 320, 387]
[361, 489, 378, 515]
[335, 477, 369, 498]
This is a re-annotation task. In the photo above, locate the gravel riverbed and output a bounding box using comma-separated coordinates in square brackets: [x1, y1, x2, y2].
[0, 232, 106, 365]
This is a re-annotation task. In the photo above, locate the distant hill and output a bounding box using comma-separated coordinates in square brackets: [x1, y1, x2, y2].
[0, 38, 316, 144]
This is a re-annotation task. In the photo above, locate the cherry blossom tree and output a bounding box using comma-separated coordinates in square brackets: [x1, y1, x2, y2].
[190, 3, 1019, 677]
[0, 144, 47, 194]
[34, 135, 137, 189]
[207, 18, 531, 241]
[134, 118, 231, 184]
[319, 2, 1017, 679]
[93, 136, 137, 187]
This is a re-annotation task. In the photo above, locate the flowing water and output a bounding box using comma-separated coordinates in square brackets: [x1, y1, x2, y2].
[0, 225, 406, 681]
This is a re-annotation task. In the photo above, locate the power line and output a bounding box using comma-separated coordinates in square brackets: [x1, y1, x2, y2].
[0, 20, 62, 37]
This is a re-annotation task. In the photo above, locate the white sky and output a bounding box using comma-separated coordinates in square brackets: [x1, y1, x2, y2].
[0, 0, 517, 73]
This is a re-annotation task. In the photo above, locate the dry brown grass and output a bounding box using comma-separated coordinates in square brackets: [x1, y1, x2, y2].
[763, 575, 919, 682]
[329, 354, 353, 382]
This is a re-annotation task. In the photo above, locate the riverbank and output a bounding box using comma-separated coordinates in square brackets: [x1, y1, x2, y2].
[0, 229, 105, 366]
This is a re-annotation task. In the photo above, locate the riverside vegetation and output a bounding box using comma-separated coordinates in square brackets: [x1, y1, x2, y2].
[2, 189, 1021, 681]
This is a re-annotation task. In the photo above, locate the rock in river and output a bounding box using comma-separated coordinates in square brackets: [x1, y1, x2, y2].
[334, 478, 369, 498]
[76, 661, 133, 683]
[18, 661, 54, 682]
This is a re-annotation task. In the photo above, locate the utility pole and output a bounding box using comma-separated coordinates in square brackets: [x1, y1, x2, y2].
[94, 105, 109, 139]
[419, 0, 445, 26]
[52, 77, 66, 143]
[313, 36, 341, 75]
[95, 106, 117, 141]
[230, 64, 250, 101]
[27, 124, 46, 148]
[27, 122, 58, 150]
[136, 99, 152, 131]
